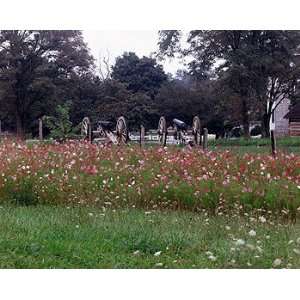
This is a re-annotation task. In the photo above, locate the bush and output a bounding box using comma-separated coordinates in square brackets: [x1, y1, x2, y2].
[44, 102, 79, 142]
[4, 178, 38, 206]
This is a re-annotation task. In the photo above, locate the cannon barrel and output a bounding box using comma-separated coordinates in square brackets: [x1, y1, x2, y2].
[173, 118, 187, 130]
[97, 120, 115, 131]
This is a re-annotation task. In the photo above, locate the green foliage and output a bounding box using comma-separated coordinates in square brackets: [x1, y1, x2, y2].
[0, 30, 94, 136]
[3, 178, 38, 206]
[199, 181, 220, 211]
[158, 30, 300, 137]
[44, 102, 79, 141]
[111, 52, 168, 98]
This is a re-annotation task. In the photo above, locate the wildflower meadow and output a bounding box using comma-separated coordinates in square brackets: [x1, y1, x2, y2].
[0, 139, 299, 218]
[1, 138, 300, 268]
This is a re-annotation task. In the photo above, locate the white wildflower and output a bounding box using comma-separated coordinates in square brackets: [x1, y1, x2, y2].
[259, 216, 266, 223]
[235, 239, 246, 246]
[154, 251, 162, 257]
[133, 250, 140, 255]
[273, 258, 282, 267]
[208, 255, 217, 261]
[248, 230, 256, 237]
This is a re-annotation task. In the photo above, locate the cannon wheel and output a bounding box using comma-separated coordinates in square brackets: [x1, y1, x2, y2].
[116, 116, 128, 145]
[158, 116, 167, 146]
[81, 117, 91, 141]
[192, 116, 201, 145]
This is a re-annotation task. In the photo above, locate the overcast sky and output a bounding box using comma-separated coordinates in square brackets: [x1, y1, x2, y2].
[82, 30, 185, 75]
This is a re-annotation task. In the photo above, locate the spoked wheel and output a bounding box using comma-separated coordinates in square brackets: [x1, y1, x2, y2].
[81, 117, 91, 141]
[116, 116, 128, 145]
[192, 116, 201, 145]
[158, 116, 167, 146]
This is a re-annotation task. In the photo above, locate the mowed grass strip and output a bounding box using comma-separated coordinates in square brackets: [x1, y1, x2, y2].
[1, 205, 300, 268]
[209, 136, 300, 154]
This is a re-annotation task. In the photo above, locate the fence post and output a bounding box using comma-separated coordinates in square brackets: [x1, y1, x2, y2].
[203, 128, 208, 151]
[140, 125, 145, 147]
[39, 118, 43, 141]
[270, 130, 276, 157]
[88, 121, 92, 143]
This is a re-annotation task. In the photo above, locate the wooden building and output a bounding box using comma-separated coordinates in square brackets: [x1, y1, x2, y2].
[269, 97, 290, 137]
[284, 102, 300, 136]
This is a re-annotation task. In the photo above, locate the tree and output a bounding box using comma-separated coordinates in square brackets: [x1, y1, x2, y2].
[0, 30, 94, 137]
[158, 30, 300, 137]
[44, 102, 79, 141]
[62, 72, 101, 127]
[93, 79, 132, 123]
[155, 77, 221, 134]
[111, 52, 167, 98]
[93, 79, 158, 130]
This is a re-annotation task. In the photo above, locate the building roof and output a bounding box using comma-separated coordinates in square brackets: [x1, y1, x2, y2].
[284, 102, 300, 119]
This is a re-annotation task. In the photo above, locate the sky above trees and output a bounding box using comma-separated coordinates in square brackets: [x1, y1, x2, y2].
[83, 30, 184, 75]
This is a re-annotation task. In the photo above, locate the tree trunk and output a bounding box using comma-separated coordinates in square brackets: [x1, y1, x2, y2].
[241, 98, 250, 139]
[16, 111, 25, 139]
[262, 98, 274, 138]
[261, 112, 270, 138]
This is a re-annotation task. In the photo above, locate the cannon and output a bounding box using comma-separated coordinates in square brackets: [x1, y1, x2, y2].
[157, 116, 202, 146]
[173, 118, 188, 130]
[81, 116, 128, 145]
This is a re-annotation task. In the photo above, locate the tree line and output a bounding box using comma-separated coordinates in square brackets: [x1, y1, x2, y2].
[0, 30, 300, 139]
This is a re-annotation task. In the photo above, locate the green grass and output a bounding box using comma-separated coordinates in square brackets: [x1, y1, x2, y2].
[210, 136, 300, 147]
[209, 136, 300, 154]
[210, 145, 300, 154]
[1, 205, 300, 268]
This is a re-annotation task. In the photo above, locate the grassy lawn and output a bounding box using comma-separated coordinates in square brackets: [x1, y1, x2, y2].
[209, 145, 300, 154]
[209, 136, 300, 154]
[1, 205, 300, 268]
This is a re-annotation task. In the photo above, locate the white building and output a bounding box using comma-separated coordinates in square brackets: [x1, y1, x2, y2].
[268, 97, 290, 137]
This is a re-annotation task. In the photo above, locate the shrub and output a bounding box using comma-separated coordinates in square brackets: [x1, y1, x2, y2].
[44, 102, 79, 142]
[4, 177, 38, 206]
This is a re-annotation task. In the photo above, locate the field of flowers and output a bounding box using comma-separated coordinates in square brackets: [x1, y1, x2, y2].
[0, 138, 299, 219]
